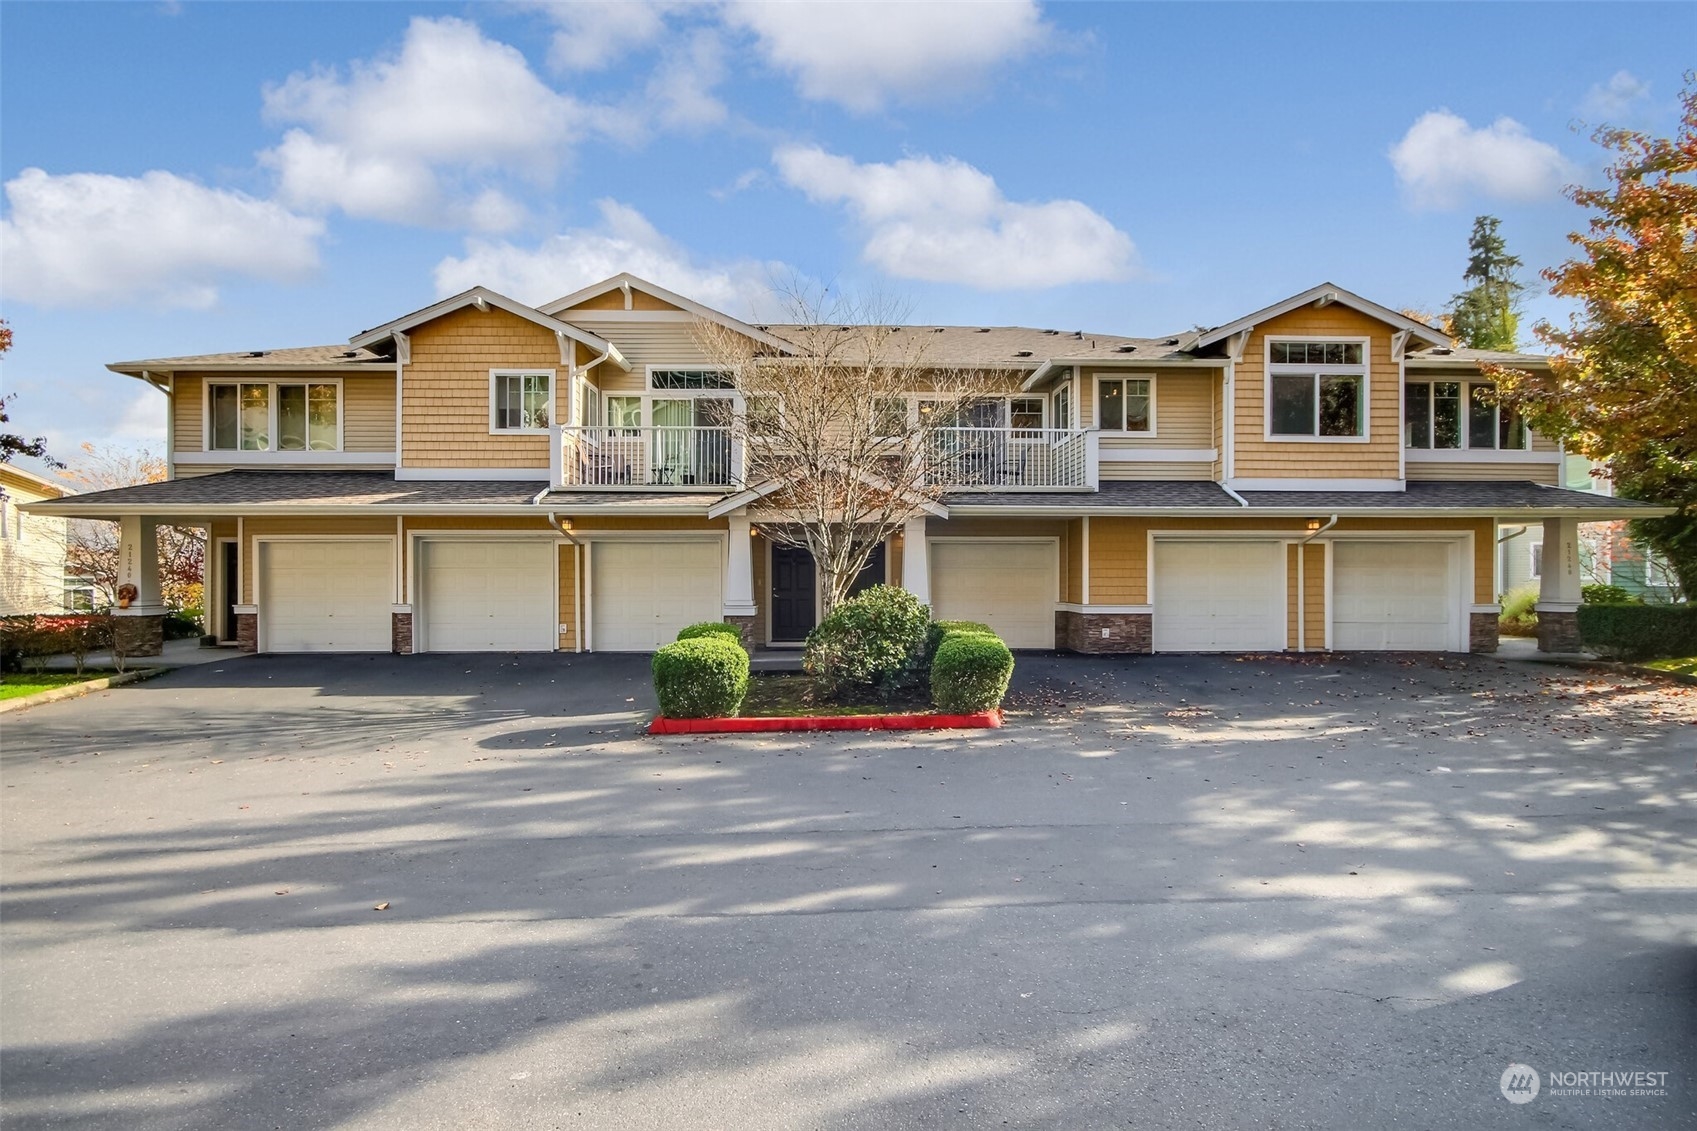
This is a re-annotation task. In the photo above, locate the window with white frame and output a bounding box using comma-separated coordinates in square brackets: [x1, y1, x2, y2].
[1268, 340, 1365, 439]
[1530, 543, 1543, 578]
[209, 381, 340, 451]
[1009, 396, 1045, 437]
[491, 371, 551, 432]
[1404, 381, 1529, 450]
[1097, 377, 1152, 433]
[873, 397, 908, 437]
[649, 369, 733, 390]
[1051, 380, 1073, 432]
[605, 395, 642, 432]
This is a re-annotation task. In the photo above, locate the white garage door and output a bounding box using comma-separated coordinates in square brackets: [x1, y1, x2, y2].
[420, 540, 556, 652]
[260, 540, 393, 652]
[591, 540, 722, 651]
[1332, 541, 1457, 651]
[929, 541, 1056, 649]
[1153, 540, 1285, 652]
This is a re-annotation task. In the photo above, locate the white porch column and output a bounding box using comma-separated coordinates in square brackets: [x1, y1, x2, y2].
[902, 516, 930, 605]
[1535, 516, 1583, 653]
[723, 513, 757, 618]
[115, 515, 166, 615]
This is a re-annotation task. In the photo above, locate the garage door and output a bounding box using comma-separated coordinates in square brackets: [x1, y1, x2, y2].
[260, 540, 392, 652]
[1332, 541, 1456, 651]
[420, 540, 556, 652]
[930, 541, 1056, 649]
[591, 540, 722, 651]
[1152, 540, 1285, 652]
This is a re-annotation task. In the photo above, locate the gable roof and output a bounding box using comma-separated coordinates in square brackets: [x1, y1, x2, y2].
[1194, 282, 1451, 351]
[0, 463, 73, 500]
[539, 273, 797, 356]
[350, 286, 629, 370]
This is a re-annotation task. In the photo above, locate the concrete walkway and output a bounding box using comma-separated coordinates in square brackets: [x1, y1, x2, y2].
[36, 637, 238, 672]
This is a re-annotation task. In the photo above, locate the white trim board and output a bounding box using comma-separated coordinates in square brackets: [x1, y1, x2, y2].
[175, 451, 395, 466]
[394, 468, 552, 481]
[1404, 448, 1562, 464]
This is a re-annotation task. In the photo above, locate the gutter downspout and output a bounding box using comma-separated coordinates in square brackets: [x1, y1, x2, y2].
[1296, 514, 1339, 652]
[1222, 485, 1249, 507]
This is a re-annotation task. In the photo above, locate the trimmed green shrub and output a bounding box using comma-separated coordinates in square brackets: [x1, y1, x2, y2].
[934, 620, 994, 636]
[804, 584, 931, 700]
[652, 636, 749, 718]
[1499, 583, 1539, 637]
[1582, 584, 1641, 606]
[931, 631, 1014, 713]
[677, 621, 744, 643]
[163, 612, 204, 640]
[1577, 603, 1697, 661]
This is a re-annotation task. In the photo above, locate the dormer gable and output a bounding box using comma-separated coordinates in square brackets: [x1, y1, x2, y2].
[351, 286, 628, 371]
[538, 273, 796, 356]
[1196, 282, 1451, 361]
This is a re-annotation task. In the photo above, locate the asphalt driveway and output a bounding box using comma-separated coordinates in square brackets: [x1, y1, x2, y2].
[2, 650, 1693, 1129]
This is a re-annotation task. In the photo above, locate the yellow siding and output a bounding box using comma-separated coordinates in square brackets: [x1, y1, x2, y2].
[1101, 461, 1216, 480]
[559, 544, 579, 651]
[1233, 306, 1402, 480]
[1285, 543, 1325, 649]
[561, 289, 685, 312]
[1065, 518, 1083, 604]
[171, 372, 395, 456]
[402, 307, 558, 469]
[1407, 460, 1560, 484]
[1086, 369, 1216, 447]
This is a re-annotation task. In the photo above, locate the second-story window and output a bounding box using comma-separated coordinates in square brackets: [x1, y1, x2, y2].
[209, 381, 339, 451]
[1405, 381, 1528, 449]
[1267, 340, 1366, 439]
[1097, 377, 1152, 433]
[1051, 381, 1073, 432]
[491, 371, 551, 432]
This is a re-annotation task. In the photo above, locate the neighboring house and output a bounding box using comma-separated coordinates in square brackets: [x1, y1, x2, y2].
[25, 275, 1665, 657]
[1500, 457, 1683, 602]
[0, 463, 75, 615]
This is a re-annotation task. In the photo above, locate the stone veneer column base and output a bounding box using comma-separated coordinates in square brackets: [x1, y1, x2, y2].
[724, 615, 758, 650]
[1056, 610, 1153, 655]
[1537, 609, 1582, 653]
[112, 614, 164, 658]
[235, 613, 258, 653]
[392, 612, 414, 655]
[1469, 612, 1500, 654]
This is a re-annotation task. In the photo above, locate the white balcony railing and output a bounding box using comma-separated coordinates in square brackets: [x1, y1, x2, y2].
[555, 426, 738, 489]
[551, 425, 1094, 491]
[922, 428, 1091, 490]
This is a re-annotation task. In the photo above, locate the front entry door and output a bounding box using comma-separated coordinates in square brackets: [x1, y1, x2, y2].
[771, 545, 816, 643]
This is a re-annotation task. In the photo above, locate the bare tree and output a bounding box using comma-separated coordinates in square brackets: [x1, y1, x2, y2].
[695, 288, 1007, 615]
[58, 444, 204, 613]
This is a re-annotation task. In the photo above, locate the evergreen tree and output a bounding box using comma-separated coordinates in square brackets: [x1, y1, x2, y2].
[1449, 216, 1525, 351]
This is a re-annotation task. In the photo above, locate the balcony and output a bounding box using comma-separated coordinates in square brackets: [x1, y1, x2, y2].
[551, 425, 1095, 492]
[554, 426, 737, 490]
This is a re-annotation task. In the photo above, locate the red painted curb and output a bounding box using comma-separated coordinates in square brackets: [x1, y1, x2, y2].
[649, 710, 1003, 735]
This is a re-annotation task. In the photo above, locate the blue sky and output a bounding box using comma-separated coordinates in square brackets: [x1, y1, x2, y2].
[2, 1, 1692, 467]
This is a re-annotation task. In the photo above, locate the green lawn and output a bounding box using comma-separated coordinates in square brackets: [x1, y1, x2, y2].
[739, 673, 931, 718]
[1643, 656, 1697, 677]
[0, 671, 119, 701]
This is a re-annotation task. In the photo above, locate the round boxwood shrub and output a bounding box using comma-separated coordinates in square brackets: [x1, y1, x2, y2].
[930, 631, 1014, 713]
[804, 584, 931, 700]
[677, 621, 745, 643]
[652, 636, 749, 718]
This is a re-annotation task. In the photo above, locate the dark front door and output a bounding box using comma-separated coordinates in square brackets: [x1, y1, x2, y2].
[848, 542, 886, 596]
[221, 542, 239, 642]
[771, 545, 816, 643]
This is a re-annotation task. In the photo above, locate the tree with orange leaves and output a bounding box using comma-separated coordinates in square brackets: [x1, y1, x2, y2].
[1494, 76, 1697, 597]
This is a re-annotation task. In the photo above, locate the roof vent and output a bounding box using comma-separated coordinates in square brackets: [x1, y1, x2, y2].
[976, 327, 991, 333]
[1042, 328, 1059, 335]
[1431, 346, 1453, 355]
[340, 350, 360, 358]
[1073, 331, 1084, 339]
[1164, 337, 1180, 346]
[756, 325, 769, 332]
[1014, 350, 1033, 358]
[246, 350, 268, 358]
[1116, 345, 1137, 353]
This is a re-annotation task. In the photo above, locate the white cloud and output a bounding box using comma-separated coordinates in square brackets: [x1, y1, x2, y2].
[1582, 70, 1650, 119]
[534, 0, 681, 72]
[433, 199, 789, 318]
[773, 145, 1134, 289]
[723, 0, 1051, 113]
[1388, 110, 1575, 210]
[0, 167, 322, 310]
[260, 16, 601, 229]
[645, 27, 729, 130]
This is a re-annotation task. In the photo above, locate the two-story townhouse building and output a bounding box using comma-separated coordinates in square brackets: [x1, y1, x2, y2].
[26, 274, 1663, 659]
[0, 463, 77, 616]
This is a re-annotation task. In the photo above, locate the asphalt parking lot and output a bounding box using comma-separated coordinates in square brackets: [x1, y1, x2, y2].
[2, 650, 1693, 1129]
